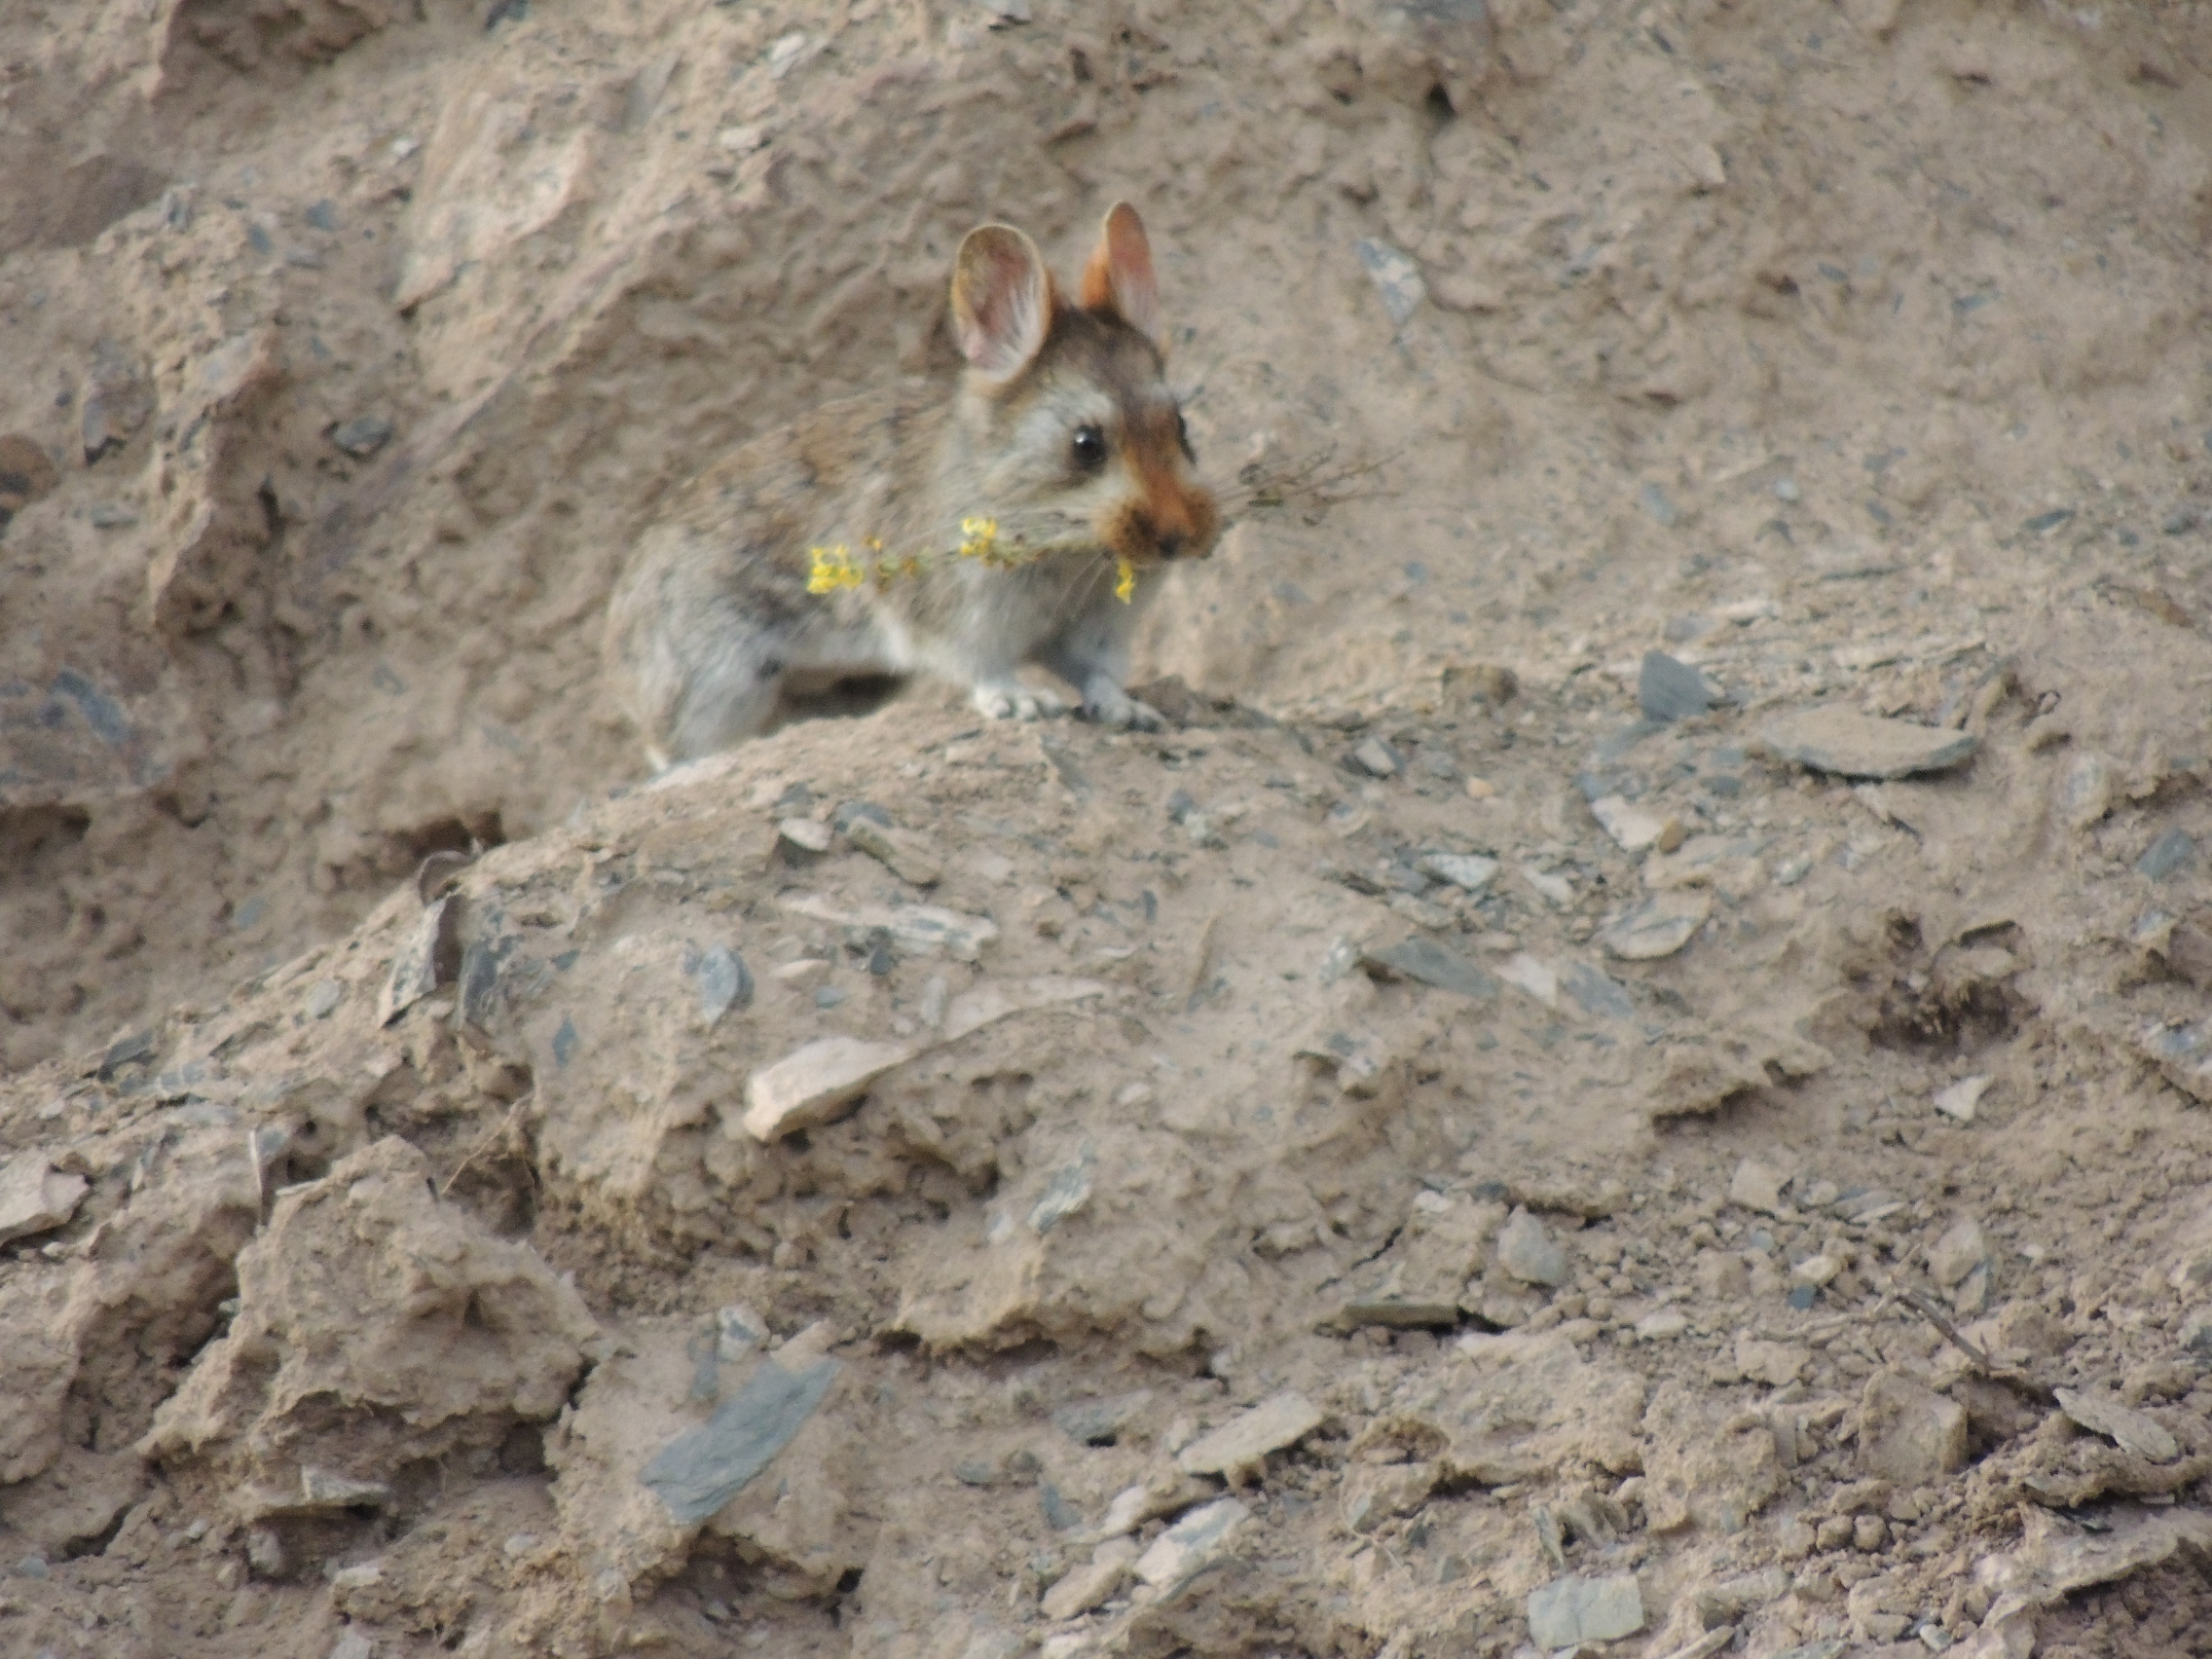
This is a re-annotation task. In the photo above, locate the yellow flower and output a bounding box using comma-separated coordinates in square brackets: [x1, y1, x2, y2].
[957, 516, 1000, 562]
[806, 544, 863, 593]
[1114, 557, 1136, 604]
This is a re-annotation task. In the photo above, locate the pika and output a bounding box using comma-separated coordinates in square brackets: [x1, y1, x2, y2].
[604, 203, 1221, 768]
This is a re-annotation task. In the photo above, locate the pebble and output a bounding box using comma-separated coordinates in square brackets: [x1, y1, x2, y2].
[306, 978, 345, 1019]
[2054, 1387, 2181, 1463]
[88, 501, 138, 529]
[843, 814, 943, 886]
[1639, 650, 1719, 721]
[779, 893, 998, 961]
[328, 416, 394, 459]
[1464, 776, 1496, 800]
[2138, 827, 2195, 882]
[1759, 708, 1977, 780]
[1601, 891, 1711, 961]
[1858, 1371, 1967, 1483]
[1773, 476, 1802, 502]
[1496, 953, 1559, 1009]
[741, 1036, 912, 1141]
[1134, 1496, 1248, 1587]
[1635, 1309, 1689, 1341]
[378, 896, 459, 1025]
[15, 1553, 49, 1579]
[1639, 482, 1681, 529]
[0, 1157, 90, 1246]
[1360, 937, 1498, 999]
[330, 1631, 373, 1659]
[640, 1352, 839, 1524]
[1352, 238, 1426, 326]
[687, 942, 753, 1024]
[1348, 735, 1403, 778]
[1495, 1206, 1569, 1288]
[1520, 865, 1574, 907]
[1932, 1075, 1989, 1123]
[2055, 753, 2112, 830]
[1174, 1390, 1322, 1478]
[777, 817, 832, 855]
[1561, 962, 1634, 1021]
[1417, 851, 1499, 891]
[1729, 1158, 1788, 1215]
[1041, 1536, 1137, 1621]
[1527, 1571, 1644, 1648]
[1926, 1218, 1988, 1289]
[1590, 793, 1685, 853]
[329, 1562, 382, 1589]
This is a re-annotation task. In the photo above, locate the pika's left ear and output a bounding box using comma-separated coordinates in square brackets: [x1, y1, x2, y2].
[1079, 202, 1161, 346]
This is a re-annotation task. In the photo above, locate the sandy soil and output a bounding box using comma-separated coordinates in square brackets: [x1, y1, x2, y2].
[4, 1, 2212, 1655]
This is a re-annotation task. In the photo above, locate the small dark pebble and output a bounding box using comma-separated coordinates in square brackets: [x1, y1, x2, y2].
[2139, 827, 2195, 882]
[1639, 651, 1719, 723]
[1788, 1284, 1819, 1310]
[303, 199, 338, 232]
[329, 415, 395, 459]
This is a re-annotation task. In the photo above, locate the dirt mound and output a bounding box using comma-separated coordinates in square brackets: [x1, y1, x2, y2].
[4, 1, 2212, 1655]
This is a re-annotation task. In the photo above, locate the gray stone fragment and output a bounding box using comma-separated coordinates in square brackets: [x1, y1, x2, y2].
[1562, 962, 1634, 1021]
[2056, 753, 2113, 830]
[329, 1632, 372, 1659]
[1639, 482, 1680, 528]
[1527, 1570, 1645, 1648]
[0, 1158, 89, 1245]
[1730, 1158, 1787, 1215]
[1601, 891, 1711, 961]
[2139, 828, 2195, 882]
[1417, 851, 1498, 891]
[2055, 1387, 2180, 1463]
[1360, 937, 1498, 999]
[1132, 1496, 1247, 1586]
[1041, 1536, 1137, 1621]
[1760, 707, 1978, 780]
[329, 416, 394, 459]
[1349, 735, 1403, 777]
[778, 817, 832, 855]
[640, 1357, 838, 1525]
[1353, 238, 1425, 325]
[843, 814, 942, 885]
[1174, 1391, 1322, 1478]
[688, 943, 753, 1026]
[1640, 650, 1718, 721]
[1495, 1206, 1569, 1288]
[1927, 1218, 1988, 1289]
[1858, 1371, 1967, 1483]
[742, 1037, 911, 1141]
[378, 897, 459, 1025]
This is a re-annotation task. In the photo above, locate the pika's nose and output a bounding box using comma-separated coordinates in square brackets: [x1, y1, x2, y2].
[1157, 531, 1186, 560]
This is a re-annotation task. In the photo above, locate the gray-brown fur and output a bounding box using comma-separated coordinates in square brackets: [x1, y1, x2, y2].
[604, 204, 1219, 768]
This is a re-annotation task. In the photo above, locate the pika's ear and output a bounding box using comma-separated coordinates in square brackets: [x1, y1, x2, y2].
[952, 224, 1054, 384]
[1079, 202, 1161, 346]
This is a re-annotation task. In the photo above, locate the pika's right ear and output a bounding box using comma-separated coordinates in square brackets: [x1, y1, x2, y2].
[952, 224, 1054, 384]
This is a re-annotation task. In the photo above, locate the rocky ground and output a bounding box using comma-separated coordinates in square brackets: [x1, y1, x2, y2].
[5, 1, 2212, 1656]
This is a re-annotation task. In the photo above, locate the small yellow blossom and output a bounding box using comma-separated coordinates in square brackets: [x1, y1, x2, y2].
[806, 544, 864, 593]
[957, 516, 1000, 563]
[1114, 557, 1136, 604]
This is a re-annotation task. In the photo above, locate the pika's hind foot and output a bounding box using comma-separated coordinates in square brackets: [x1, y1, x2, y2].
[972, 680, 1069, 722]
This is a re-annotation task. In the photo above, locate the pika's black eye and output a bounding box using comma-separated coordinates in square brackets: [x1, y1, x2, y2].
[1071, 424, 1106, 470]
[1175, 410, 1195, 461]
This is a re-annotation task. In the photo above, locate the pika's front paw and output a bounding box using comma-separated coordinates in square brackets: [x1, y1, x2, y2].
[973, 681, 1069, 722]
[1081, 687, 1164, 731]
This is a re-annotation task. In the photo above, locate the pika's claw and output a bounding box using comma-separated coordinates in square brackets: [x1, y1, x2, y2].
[1082, 688, 1164, 731]
[973, 682, 1069, 722]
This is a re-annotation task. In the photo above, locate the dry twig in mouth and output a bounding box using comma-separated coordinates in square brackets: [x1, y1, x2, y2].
[1224, 444, 1396, 517]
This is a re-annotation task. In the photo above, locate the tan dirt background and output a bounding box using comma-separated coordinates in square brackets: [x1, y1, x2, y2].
[5, 0, 2212, 1655]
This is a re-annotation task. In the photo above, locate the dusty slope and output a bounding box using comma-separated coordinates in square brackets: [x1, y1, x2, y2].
[4, 1, 2212, 1656]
